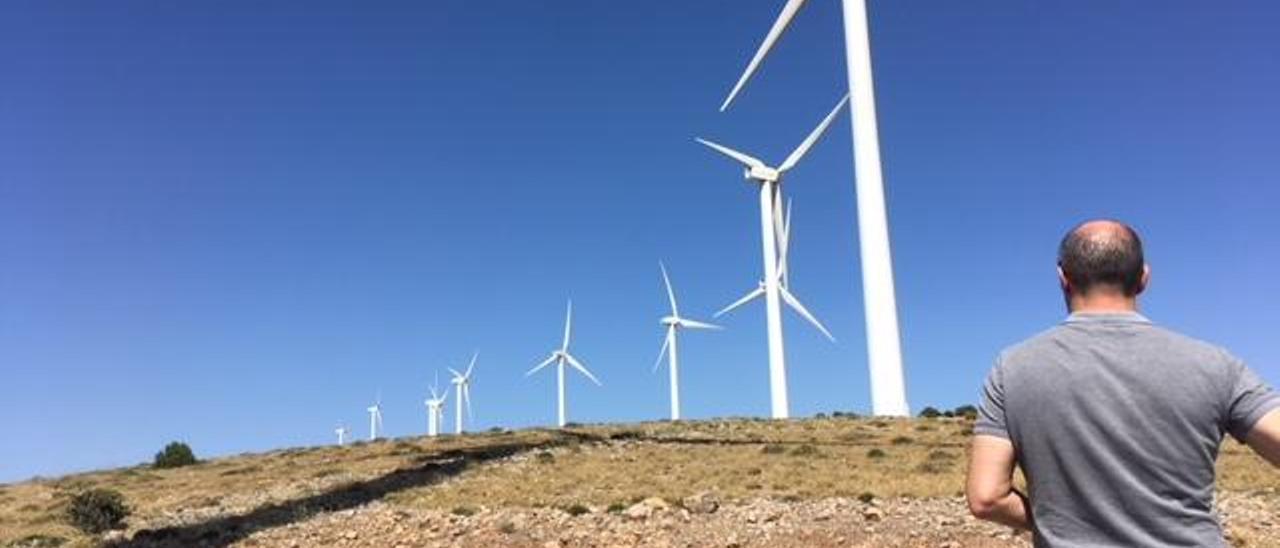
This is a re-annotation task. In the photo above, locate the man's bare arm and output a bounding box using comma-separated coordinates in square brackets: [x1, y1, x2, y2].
[1246, 409, 1280, 467]
[966, 435, 1031, 530]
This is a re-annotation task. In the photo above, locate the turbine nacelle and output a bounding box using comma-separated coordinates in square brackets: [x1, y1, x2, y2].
[746, 165, 780, 183]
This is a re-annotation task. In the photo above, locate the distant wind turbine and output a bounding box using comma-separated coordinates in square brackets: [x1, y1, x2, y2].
[449, 353, 476, 435]
[334, 426, 348, 446]
[716, 199, 835, 343]
[366, 394, 383, 441]
[424, 373, 448, 438]
[718, 0, 910, 417]
[696, 93, 847, 418]
[654, 262, 720, 421]
[528, 300, 601, 427]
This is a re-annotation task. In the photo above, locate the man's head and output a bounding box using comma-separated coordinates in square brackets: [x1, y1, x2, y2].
[1057, 220, 1149, 310]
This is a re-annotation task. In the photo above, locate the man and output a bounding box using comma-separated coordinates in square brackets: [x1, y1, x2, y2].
[966, 220, 1280, 546]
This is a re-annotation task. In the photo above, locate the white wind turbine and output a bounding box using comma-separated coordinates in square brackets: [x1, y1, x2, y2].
[653, 262, 721, 421]
[448, 354, 476, 435]
[528, 300, 601, 427]
[716, 198, 835, 343]
[424, 374, 448, 438]
[334, 425, 348, 446]
[696, 93, 847, 419]
[366, 395, 383, 441]
[718, 0, 910, 417]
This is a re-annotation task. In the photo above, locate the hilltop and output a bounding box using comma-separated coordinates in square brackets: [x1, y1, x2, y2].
[2, 417, 1277, 547]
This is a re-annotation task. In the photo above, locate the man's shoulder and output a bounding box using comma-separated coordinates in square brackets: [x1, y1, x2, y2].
[997, 319, 1239, 369]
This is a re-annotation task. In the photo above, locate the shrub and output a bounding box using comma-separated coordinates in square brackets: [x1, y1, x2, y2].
[918, 406, 942, 419]
[789, 444, 821, 457]
[760, 444, 787, 455]
[866, 448, 886, 459]
[890, 436, 914, 445]
[606, 502, 626, 514]
[153, 441, 197, 469]
[535, 451, 555, 464]
[451, 506, 477, 517]
[563, 504, 590, 517]
[953, 405, 979, 420]
[928, 450, 955, 461]
[857, 492, 876, 504]
[65, 489, 130, 534]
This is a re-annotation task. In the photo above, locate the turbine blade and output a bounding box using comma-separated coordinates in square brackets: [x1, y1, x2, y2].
[447, 367, 462, 379]
[563, 353, 602, 386]
[778, 93, 850, 173]
[562, 299, 573, 351]
[778, 198, 793, 288]
[714, 286, 766, 318]
[464, 386, 472, 420]
[527, 354, 557, 376]
[653, 329, 673, 373]
[680, 319, 724, 330]
[465, 351, 477, 378]
[720, 0, 809, 112]
[659, 261, 678, 316]
[695, 138, 765, 169]
[778, 285, 836, 342]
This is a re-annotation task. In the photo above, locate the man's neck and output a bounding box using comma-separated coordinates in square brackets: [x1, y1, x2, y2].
[1068, 294, 1139, 315]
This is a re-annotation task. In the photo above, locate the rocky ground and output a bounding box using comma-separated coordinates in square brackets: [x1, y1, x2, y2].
[236, 496, 1030, 548]
[229, 491, 1280, 548]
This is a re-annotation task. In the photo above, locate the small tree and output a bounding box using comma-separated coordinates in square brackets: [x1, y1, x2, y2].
[953, 405, 979, 420]
[918, 406, 942, 419]
[153, 441, 198, 469]
[66, 488, 130, 534]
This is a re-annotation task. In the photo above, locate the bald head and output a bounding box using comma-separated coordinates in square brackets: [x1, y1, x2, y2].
[1058, 220, 1146, 297]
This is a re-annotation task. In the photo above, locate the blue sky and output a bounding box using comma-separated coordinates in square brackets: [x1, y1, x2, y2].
[2, 1, 1277, 482]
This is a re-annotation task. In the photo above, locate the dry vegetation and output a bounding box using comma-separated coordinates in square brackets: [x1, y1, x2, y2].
[1, 417, 1275, 547]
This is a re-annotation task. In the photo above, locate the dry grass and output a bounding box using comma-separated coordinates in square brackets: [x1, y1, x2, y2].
[1, 417, 1275, 546]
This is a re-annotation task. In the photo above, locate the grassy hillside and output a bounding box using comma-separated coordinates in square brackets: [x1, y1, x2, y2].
[2, 417, 1275, 547]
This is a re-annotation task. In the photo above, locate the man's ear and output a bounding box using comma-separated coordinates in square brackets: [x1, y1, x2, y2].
[1057, 266, 1070, 292]
[1137, 264, 1150, 295]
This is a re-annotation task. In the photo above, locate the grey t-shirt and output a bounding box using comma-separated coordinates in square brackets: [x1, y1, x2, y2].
[976, 312, 1280, 547]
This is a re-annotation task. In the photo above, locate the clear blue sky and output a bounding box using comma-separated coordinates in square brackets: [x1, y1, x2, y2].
[2, 1, 1277, 482]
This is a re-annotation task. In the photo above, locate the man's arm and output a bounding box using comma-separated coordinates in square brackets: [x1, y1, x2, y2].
[966, 435, 1032, 530]
[1245, 409, 1280, 467]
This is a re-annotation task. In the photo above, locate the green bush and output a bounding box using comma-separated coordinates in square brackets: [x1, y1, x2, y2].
[866, 448, 887, 459]
[953, 405, 979, 420]
[918, 406, 942, 419]
[153, 441, 197, 469]
[65, 488, 130, 534]
[563, 504, 590, 516]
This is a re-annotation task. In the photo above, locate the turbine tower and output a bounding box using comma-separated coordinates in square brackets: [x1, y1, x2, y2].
[528, 300, 601, 427]
[654, 262, 721, 421]
[448, 354, 476, 435]
[716, 199, 835, 343]
[424, 374, 448, 438]
[366, 396, 383, 441]
[696, 93, 847, 418]
[334, 426, 348, 446]
[718, 0, 910, 416]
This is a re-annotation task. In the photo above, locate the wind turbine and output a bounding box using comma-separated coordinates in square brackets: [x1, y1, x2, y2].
[334, 426, 348, 446]
[366, 395, 383, 441]
[717, 0, 910, 417]
[716, 199, 835, 343]
[424, 374, 448, 438]
[449, 353, 476, 435]
[528, 300, 601, 427]
[696, 93, 847, 419]
[654, 262, 721, 421]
